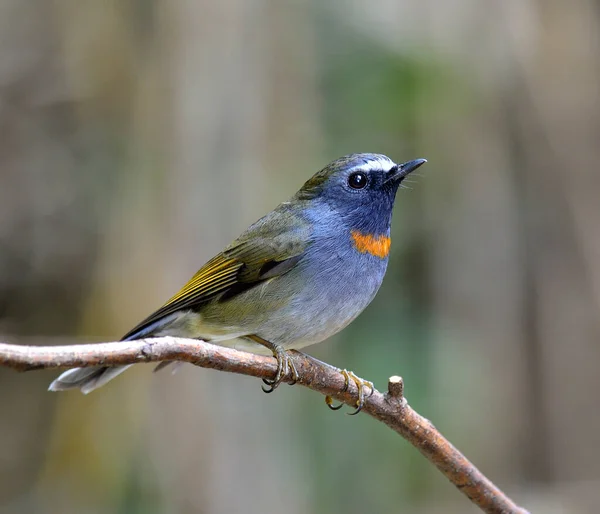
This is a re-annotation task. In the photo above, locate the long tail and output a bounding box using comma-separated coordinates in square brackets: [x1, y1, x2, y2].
[48, 365, 133, 394]
[47, 312, 191, 394]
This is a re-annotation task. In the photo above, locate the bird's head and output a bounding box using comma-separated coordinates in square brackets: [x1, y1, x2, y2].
[295, 153, 426, 236]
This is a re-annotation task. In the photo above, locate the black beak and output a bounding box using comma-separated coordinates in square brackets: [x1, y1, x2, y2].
[387, 158, 427, 183]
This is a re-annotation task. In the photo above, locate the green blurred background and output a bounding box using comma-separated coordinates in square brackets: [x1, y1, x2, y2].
[1, 1, 599, 513]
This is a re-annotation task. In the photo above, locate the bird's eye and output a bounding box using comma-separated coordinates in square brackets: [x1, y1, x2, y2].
[348, 172, 368, 190]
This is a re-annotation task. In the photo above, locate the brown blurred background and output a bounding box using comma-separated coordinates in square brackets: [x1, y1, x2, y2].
[1, 1, 599, 513]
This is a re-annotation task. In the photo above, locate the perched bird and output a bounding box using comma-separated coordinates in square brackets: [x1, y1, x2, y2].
[49, 153, 426, 412]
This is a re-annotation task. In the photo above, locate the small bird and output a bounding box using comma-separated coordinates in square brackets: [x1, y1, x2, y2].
[49, 153, 426, 411]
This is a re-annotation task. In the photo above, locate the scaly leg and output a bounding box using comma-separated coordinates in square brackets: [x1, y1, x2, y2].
[247, 335, 299, 393]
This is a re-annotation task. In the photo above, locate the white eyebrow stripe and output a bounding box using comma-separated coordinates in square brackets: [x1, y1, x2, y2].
[351, 155, 396, 173]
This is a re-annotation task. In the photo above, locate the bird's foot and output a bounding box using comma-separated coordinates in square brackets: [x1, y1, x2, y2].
[247, 335, 299, 393]
[326, 369, 374, 415]
[261, 344, 299, 393]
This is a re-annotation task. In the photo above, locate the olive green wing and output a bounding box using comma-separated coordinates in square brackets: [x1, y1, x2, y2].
[121, 206, 311, 340]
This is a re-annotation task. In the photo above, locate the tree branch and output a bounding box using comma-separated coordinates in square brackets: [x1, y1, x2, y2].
[0, 337, 528, 514]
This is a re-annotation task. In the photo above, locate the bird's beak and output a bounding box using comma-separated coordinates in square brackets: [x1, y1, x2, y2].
[386, 158, 427, 183]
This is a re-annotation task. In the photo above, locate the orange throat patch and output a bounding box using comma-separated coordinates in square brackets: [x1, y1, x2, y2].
[351, 230, 391, 259]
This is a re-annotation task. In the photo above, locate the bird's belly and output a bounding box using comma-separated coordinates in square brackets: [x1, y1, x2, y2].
[187, 251, 388, 352]
[247, 255, 387, 349]
[202, 297, 370, 354]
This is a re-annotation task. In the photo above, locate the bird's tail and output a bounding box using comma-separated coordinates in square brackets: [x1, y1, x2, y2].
[48, 312, 193, 393]
[48, 365, 133, 394]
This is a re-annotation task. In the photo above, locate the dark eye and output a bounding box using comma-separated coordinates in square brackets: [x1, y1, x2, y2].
[348, 172, 368, 189]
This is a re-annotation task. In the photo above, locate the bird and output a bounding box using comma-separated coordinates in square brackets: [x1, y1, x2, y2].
[49, 153, 426, 412]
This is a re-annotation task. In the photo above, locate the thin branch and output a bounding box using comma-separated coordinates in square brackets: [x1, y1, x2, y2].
[0, 337, 528, 514]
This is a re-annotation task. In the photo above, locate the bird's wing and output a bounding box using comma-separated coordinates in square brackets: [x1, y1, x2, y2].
[121, 205, 311, 340]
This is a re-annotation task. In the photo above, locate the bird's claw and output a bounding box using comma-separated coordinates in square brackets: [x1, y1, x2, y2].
[246, 335, 299, 393]
[326, 369, 374, 415]
[261, 345, 299, 393]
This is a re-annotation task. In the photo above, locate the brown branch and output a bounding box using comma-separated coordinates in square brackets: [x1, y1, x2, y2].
[0, 337, 528, 514]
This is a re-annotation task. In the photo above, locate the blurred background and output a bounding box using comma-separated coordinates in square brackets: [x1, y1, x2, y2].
[1, 1, 599, 513]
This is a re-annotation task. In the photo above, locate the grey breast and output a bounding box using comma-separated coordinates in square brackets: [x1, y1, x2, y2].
[252, 223, 389, 349]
